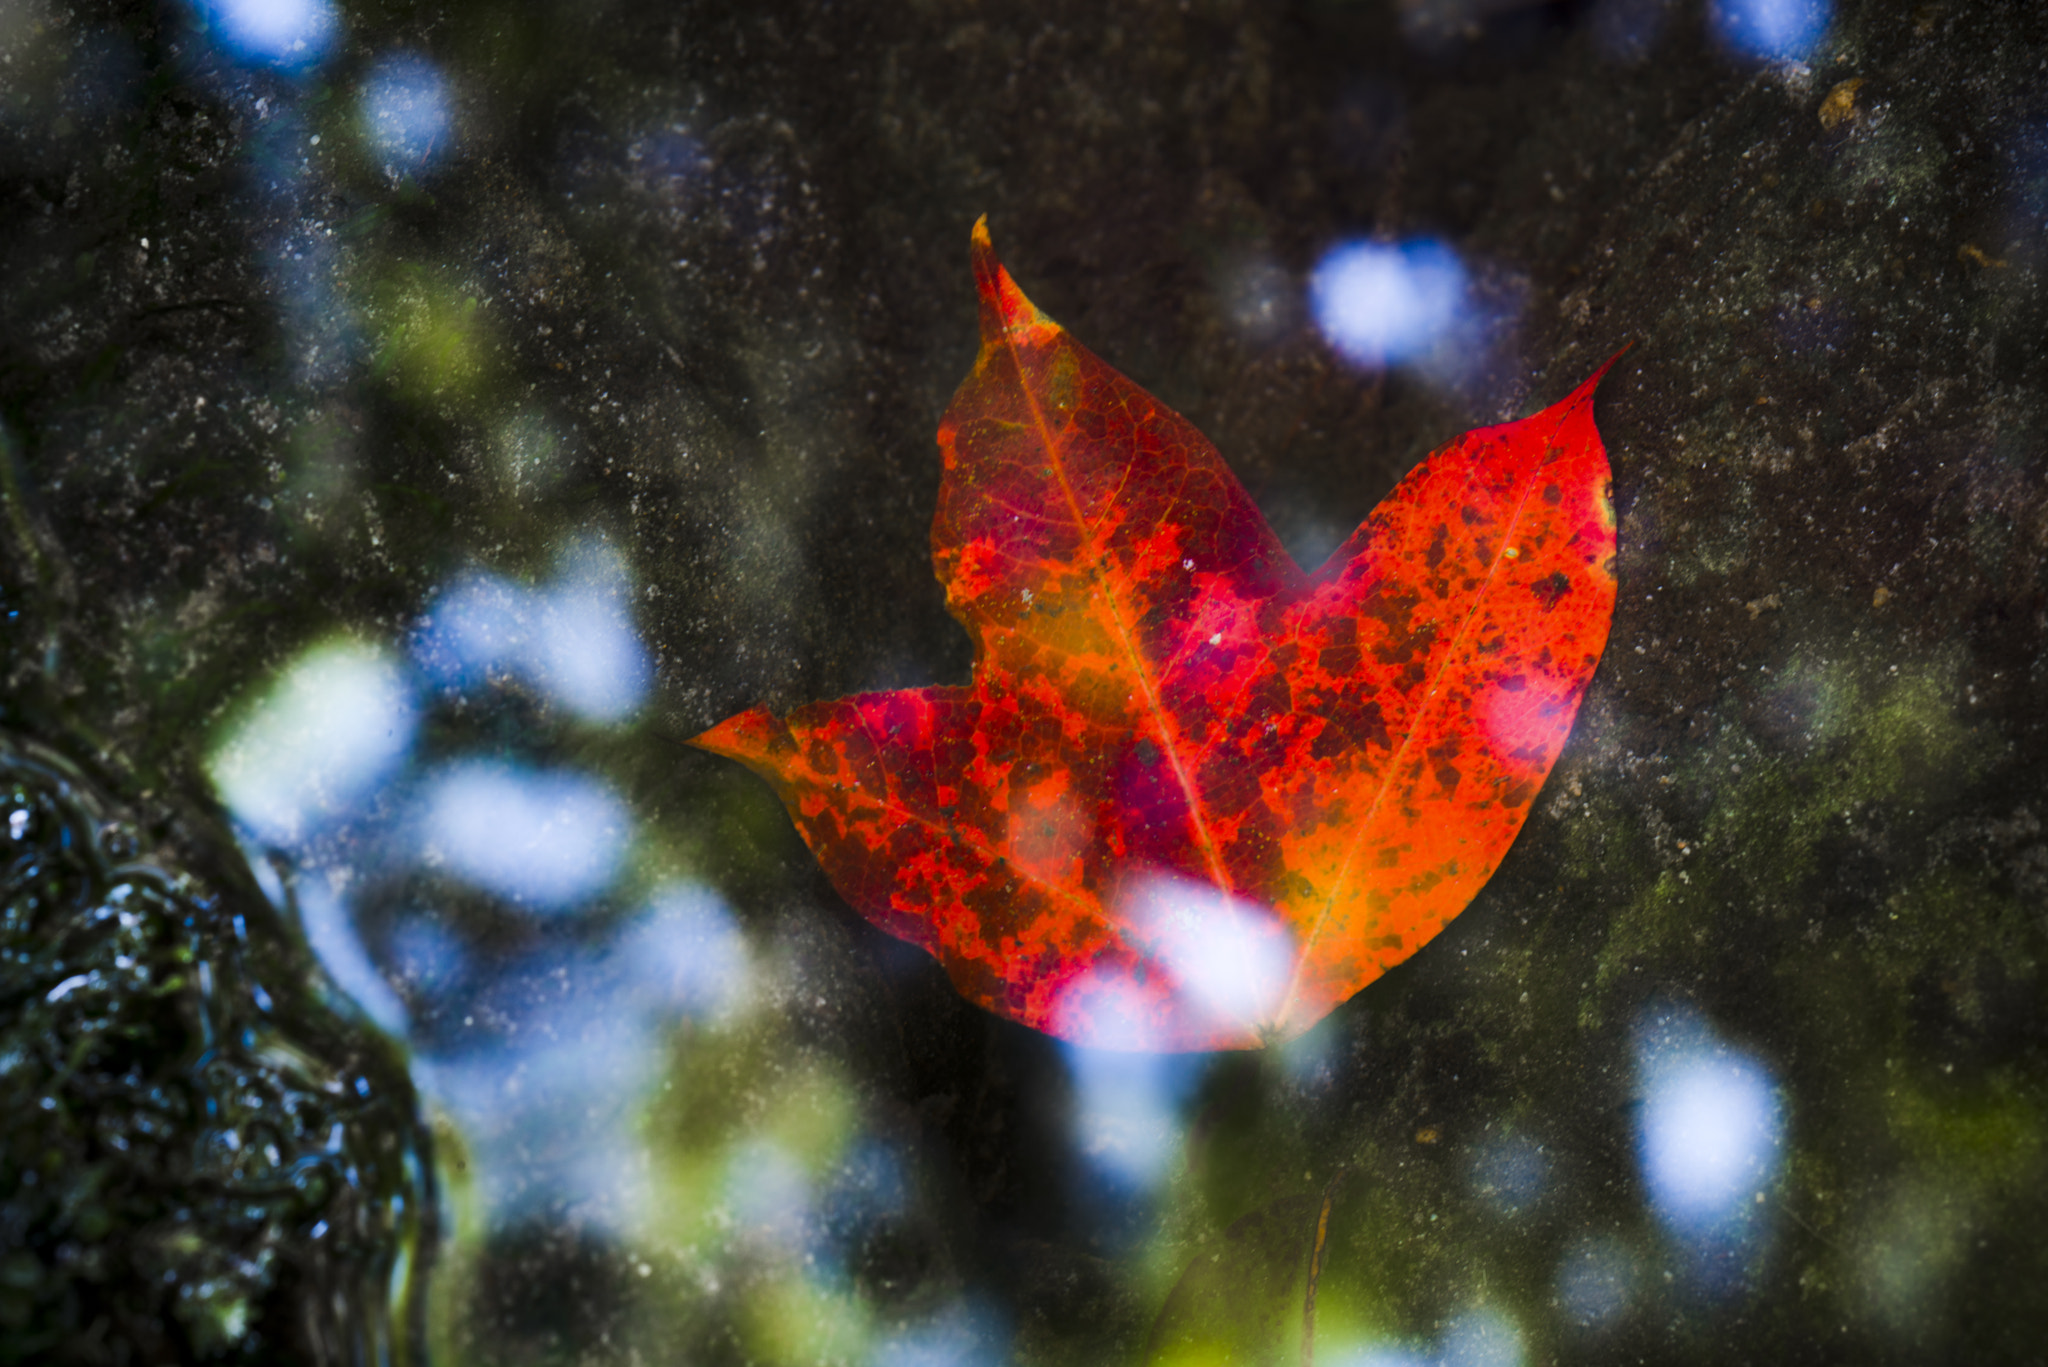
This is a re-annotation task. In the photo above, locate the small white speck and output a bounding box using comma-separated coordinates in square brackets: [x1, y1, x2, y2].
[1209, 633, 1222, 646]
[1504, 547, 1520, 558]
[1182, 558, 1193, 570]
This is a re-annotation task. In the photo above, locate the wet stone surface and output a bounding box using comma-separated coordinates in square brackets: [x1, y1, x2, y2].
[1, 0, 2046, 1363]
[0, 735, 428, 1365]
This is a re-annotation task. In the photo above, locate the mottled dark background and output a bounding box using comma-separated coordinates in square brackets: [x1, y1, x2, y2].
[2, 0, 2044, 1363]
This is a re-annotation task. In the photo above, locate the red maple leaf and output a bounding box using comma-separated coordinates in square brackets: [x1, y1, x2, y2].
[693, 219, 1619, 1051]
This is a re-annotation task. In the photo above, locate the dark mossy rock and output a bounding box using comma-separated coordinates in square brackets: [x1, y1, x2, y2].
[0, 734, 431, 1365]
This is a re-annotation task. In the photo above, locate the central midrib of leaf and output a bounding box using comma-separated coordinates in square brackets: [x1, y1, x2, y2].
[1277, 424, 1556, 1028]
[999, 326, 1236, 909]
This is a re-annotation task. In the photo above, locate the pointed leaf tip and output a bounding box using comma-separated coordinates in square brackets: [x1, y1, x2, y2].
[969, 217, 1050, 346]
[687, 704, 794, 769]
[1573, 343, 1632, 405]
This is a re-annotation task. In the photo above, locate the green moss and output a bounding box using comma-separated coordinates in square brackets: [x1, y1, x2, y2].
[1560, 644, 1994, 1056]
[367, 266, 501, 407]
[1868, 868, 2039, 1006]
[1560, 791, 1651, 890]
[1313, 1153, 1509, 1346]
[1824, 1065, 2048, 1340]
[1592, 865, 1692, 995]
[1887, 1070, 2046, 1194]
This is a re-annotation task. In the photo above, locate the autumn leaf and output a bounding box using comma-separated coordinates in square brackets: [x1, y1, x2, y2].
[692, 218, 1619, 1051]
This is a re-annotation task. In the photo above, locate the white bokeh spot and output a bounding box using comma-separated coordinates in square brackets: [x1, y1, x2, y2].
[1310, 238, 1470, 366]
[420, 760, 630, 910]
[194, 0, 337, 68]
[209, 638, 418, 845]
[1634, 1005, 1785, 1235]
[1710, 0, 1831, 61]
[1121, 872, 1294, 1034]
[361, 51, 455, 169]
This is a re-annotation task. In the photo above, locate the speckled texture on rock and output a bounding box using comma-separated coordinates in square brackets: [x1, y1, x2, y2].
[2, 0, 2045, 1362]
